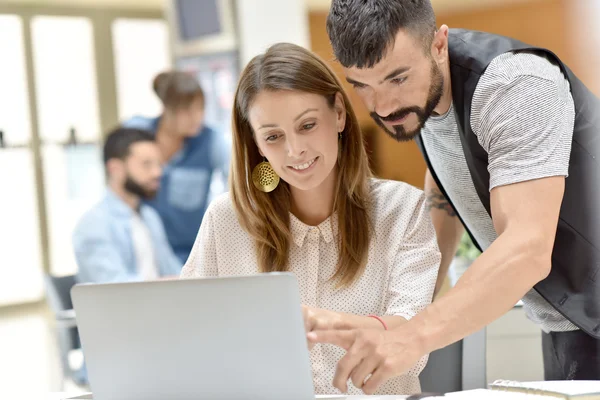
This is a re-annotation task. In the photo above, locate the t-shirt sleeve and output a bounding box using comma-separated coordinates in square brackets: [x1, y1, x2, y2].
[470, 52, 575, 190]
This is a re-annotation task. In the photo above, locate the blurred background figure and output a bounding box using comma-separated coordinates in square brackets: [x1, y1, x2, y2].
[73, 127, 182, 284]
[122, 71, 230, 264]
[70, 126, 181, 388]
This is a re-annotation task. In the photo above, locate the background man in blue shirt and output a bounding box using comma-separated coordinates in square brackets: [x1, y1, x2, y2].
[73, 127, 182, 283]
[123, 71, 230, 264]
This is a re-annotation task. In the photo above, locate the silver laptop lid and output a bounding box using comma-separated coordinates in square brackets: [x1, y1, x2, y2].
[71, 273, 315, 400]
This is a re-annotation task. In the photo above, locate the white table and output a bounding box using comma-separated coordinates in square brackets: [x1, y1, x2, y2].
[47, 394, 409, 400]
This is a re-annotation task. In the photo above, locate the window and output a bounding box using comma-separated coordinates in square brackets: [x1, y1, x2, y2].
[32, 16, 103, 276]
[112, 18, 171, 121]
[0, 15, 44, 305]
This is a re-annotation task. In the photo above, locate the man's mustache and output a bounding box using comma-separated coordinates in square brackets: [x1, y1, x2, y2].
[374, 107, 423, 122]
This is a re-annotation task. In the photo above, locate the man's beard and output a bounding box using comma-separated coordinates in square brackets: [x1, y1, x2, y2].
[124, 175, 158, 200]
[370, 61, 444, 142]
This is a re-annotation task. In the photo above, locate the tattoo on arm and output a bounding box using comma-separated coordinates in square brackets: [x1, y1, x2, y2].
[425, 189, 458, 217]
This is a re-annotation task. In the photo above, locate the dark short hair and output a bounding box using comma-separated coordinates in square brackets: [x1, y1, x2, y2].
[327, 0, 437, 68]
[103, 127, 155, 165]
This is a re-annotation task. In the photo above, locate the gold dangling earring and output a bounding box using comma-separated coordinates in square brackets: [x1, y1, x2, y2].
[252, 158, 280, 193]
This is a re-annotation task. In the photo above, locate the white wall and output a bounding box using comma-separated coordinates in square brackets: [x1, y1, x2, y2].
[234, 0, 310, 67]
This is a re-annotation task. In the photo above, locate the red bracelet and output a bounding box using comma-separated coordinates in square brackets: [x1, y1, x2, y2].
[368, 315, 388, 330]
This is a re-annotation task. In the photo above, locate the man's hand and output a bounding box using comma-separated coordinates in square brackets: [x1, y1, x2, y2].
[307, 327, 423, 394]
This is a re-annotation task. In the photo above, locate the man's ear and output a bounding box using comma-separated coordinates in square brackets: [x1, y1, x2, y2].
[106, 158, 124, 180]
[431, 25, 449, 65]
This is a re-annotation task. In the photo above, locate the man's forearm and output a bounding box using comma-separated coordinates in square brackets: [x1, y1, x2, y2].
[430, 211, 464, 295]
[424, 175, 464, 295]
[400, 228, 550, 354]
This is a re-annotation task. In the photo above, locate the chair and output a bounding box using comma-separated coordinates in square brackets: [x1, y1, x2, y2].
[419, 328, 487, 393]
[44, 274, 87, 387]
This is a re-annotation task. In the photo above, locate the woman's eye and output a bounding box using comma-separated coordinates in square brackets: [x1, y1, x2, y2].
[302, 123, 316, 130]
[266, 134, 279, 142]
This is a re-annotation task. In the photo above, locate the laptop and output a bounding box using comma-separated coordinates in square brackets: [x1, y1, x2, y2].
[71, 273, 317, 400]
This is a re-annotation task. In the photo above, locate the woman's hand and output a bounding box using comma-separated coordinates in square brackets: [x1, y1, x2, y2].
[302, 306, 344, 349]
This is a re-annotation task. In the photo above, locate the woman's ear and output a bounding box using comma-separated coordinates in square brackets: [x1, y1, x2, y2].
[334, 92, 347, 133]
[253, 137, 265, 158]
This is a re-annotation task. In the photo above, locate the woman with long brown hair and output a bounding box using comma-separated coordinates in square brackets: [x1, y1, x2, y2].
[181, 43, 440, 395]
